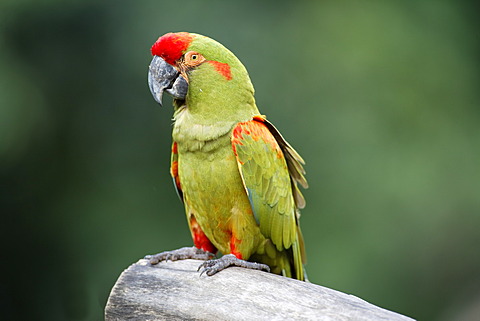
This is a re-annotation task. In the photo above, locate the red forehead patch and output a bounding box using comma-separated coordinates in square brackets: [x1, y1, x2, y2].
[151, 32, 194, 65]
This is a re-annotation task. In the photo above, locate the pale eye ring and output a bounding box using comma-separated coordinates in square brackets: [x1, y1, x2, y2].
[184, 51, 205, 66]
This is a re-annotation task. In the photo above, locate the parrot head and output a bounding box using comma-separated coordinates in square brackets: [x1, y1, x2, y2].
[148, 32, 255, 110]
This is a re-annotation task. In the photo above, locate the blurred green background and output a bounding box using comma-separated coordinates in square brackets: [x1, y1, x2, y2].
[1, 1, 479, 320]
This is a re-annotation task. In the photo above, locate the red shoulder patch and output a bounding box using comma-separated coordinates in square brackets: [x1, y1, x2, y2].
[151, 32, 194, 65]
[207, 61, 232, 80]
[231, 118, 282, 158]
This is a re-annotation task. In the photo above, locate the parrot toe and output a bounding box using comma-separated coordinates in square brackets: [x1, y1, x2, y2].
[198, 254, 271, 276]
[145, 246, 214, 265]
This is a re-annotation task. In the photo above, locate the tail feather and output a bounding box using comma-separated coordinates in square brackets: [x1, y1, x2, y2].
[291, 234, 305, 281]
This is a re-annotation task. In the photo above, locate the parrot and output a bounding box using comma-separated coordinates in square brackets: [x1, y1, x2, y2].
[146, 32, 308, 281]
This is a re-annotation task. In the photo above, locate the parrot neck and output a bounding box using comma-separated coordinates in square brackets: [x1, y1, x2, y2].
[172, 66, 260, 148]
[172, 96, 259, 151]
[186, 87, 259, 123]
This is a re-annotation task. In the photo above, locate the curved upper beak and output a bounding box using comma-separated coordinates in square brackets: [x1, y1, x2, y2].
[148, 56, 188, 106]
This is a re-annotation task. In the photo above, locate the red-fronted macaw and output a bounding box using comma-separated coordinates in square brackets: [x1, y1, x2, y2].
[146, 32, 308, 280]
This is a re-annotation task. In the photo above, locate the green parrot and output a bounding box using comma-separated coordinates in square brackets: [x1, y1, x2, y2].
[146, 32, 308, 281]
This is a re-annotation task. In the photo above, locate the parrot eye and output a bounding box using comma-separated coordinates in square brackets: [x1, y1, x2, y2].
[183, 51, 206, 67]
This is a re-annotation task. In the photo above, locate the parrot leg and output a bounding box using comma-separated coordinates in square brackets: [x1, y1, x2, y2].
[198, 254, 271, 276]
[145, 246, 214, 265]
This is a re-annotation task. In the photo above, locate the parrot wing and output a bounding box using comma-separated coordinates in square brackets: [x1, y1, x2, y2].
[231, 116, 307, 252]
[262, 118, 308, 207]
[170, 141, 184, 202]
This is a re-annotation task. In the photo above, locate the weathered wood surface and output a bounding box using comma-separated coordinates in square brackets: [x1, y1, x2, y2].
[105, 259, 415, 321]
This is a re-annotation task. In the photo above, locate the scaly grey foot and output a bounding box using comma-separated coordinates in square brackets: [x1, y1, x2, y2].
[198, 254, 271, 276]
[145, 246, 214, 265]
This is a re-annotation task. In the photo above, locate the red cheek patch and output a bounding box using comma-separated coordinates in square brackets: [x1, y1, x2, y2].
[207, 61, 232, 80]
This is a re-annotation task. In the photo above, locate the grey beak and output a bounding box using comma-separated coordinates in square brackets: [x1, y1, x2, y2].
[148, 56, 188, 106]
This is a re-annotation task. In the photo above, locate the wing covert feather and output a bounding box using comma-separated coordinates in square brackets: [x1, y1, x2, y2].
[231, 117, 307, 252]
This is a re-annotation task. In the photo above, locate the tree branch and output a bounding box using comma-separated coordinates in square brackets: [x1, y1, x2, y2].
[105, 259, 415, 321]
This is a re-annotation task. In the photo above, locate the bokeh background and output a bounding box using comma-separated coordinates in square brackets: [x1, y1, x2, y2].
[1, 1, 479, 320]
